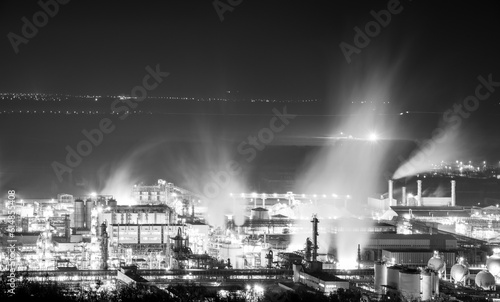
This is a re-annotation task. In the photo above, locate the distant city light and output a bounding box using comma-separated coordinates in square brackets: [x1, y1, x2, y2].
[368, 132, 378, 141]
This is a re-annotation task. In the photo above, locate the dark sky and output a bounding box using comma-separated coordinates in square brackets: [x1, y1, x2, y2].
[0, 1, 498, 98]
[1, 1, 500, 199]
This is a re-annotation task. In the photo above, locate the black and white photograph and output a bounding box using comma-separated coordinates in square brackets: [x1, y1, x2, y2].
[1, 1, 500, 301]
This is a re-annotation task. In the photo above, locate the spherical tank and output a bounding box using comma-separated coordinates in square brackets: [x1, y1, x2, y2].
[428, 256, 445, 274]
[475, 270, 496, 289]
[399, 269, 420, 300]
[487, 256, 500, 277]
[450, 263, 469, 283]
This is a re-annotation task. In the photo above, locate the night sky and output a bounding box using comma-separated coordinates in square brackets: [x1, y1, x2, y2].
[1, 1, 500, 200]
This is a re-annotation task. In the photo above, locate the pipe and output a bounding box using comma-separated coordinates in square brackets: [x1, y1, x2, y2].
[451, 180, 456, 206]
[417, 180, 422, 206]
[402, 186, 407, 206]
[388, 180, 394, 206]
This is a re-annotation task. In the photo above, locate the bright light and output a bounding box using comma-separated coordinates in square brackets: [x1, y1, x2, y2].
[90, 192, 97, 197]
[368, 132, 378, 141]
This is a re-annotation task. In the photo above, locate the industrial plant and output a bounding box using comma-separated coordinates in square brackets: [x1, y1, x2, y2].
[2, 177, 500, 301]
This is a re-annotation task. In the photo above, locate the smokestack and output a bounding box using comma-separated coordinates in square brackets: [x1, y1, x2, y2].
[100, 222, 108, 270]
[451, 180, 456, 206]
[357, 244, 361, 270]
[388, 180, 394, 206]
[402, 187, 407, 206]
[311, 215, 319, 262]
[417, 180, 422, 206]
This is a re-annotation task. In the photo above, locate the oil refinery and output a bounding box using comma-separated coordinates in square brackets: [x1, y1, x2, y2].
[2, 178, 500, 301]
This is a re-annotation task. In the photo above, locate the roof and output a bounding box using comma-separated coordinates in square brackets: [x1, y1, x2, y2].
[305, 271, 348, 282]
[368, 233, 456, 240]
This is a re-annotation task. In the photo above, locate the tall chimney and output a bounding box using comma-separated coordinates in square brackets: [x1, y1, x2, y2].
[388, 180, 394, 206]
[451, 180, 456, 206]
[417, 180, 422, 206]
[357, 244, 361, 270]
[311, 215, 319, 262]
[402, 187, 407, 206]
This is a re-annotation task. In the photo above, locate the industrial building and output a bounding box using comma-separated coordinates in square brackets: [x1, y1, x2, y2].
[3, 177, 500, 301]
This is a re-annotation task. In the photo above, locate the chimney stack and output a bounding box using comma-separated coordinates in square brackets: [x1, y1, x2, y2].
[388, 180, 394, 206]
[402, 186, 407, 206]
[311, 215, 319, 262]
[451, 180, 456, 206]
[417, 180, 422, 206]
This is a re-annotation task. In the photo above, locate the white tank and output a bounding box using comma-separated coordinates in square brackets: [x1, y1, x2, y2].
[450, 263, 469, 283]
[475, 270, 496, 290]
[486, 249, 500, 277]
[374, 261, 388, 291]
[387, 266, 401, 289]
[235, 255, 245, 269]
[428, 252, 446, 277]
[421, 271, 433, 301]
[399, 268, 420, 300]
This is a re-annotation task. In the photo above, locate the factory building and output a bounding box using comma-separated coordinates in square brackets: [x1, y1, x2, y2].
[132, 179, 202, 207]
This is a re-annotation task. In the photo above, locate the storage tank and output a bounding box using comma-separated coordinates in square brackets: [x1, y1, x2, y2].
[85, 199, 94, 229]
[387, 265, 402, 289]
[486, 248, 500, 277]
[428, 251, 446, 278]
[374, 261, 388, 291]
[235, 255, 245, 269]
[250, 207, 269, 220]
[475, 270, 496, 290]
[74, 199, 85, 228]
[399, 268, 420, 300]
[450, 263, 469, 284]
[421, 270, 434, 301]
[108, 199, 117, 208]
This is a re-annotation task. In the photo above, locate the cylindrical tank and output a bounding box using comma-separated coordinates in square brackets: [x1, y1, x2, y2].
[450, 263, 469, 284]
[421, 271, 433, 301]
[374, 261, 388, 291]
[74, 200, 84, 228]
[235, 255, 245, 269]
[486, 249, 500, 277]
[399, 268, 420, 300]
[250, 208, 269, 220]
[85, 199, 94, 229]
[475, 270, 496, 290]
[387, 266, 401, 289]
